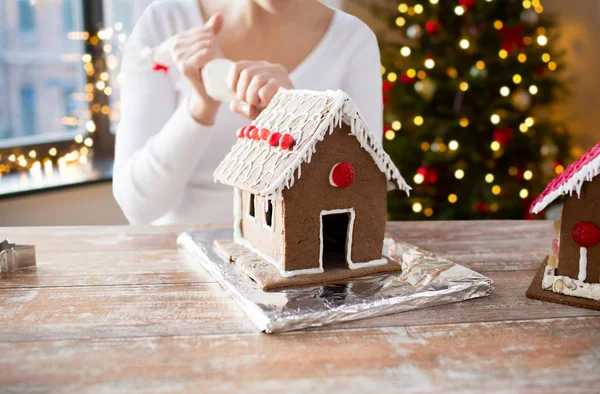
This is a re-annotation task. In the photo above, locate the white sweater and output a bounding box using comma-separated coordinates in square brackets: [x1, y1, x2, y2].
[113, 0, 383, 225]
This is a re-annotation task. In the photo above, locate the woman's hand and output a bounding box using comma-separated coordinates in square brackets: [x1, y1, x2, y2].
[172, 14, 224, 125]
[227, 61, 294, 120]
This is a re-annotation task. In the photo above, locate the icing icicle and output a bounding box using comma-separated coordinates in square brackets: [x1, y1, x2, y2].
[578, 247, 588, 281]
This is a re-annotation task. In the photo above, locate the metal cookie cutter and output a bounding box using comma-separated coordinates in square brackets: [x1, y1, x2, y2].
[0, 240, 36, 274]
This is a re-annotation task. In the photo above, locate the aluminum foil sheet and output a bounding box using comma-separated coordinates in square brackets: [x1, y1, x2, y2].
[177, 229, 493, 333]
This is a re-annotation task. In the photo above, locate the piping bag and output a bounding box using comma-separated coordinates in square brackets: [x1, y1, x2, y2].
[125, 35, 236, 102]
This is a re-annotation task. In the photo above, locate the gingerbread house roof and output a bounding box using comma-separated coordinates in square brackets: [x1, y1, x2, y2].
[213, 89, 410, 199]
[530, 141, 600, 214]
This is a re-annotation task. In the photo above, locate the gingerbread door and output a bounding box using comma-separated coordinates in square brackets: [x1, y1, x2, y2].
[320, 209, 355, 270]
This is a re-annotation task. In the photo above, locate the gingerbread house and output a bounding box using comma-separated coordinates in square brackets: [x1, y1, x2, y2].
[213, 89, 410, 278]
[528, 141, 600, 309]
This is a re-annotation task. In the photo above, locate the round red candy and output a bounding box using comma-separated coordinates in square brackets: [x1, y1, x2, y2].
[250, 127, 260, 140]
[260, 128, 270, 140]
[330, 162, 355, 188]
[279, 134, 295, 150]
[244, 125, 255, 138]
[572, 221, 600, 248]
[268, 132, 281, 147]
[236, 126, 246, 138]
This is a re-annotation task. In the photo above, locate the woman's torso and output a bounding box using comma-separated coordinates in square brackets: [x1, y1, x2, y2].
[147, 0, 372, 225]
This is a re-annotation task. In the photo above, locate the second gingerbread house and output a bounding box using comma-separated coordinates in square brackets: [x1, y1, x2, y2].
[528, 142, 600, 308]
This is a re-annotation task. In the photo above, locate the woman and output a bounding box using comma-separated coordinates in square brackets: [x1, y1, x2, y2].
[113, 0, 383, 225]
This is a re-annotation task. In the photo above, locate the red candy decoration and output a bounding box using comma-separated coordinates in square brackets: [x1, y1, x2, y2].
[268, 132, 281, 147]
[259, 128, 270, 140]
[152, 63, 169, 74]
[279, 134, 295, 150]
[244, 125, 255, 138]
[236, 126, 246, 138]
[329, 162, 355, 188]
[249, 127, 260, 140]
[572, 222, 600, 248]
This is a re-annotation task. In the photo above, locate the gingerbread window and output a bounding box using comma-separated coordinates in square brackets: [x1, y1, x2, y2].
[265, 200, 274, 229]
[247, 193, 256, 219]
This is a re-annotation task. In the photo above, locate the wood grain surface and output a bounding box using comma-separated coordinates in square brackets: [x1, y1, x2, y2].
[1, 221, 599, 393]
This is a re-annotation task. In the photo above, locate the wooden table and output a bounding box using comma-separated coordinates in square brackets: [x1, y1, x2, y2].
[1, 221, 599, 393]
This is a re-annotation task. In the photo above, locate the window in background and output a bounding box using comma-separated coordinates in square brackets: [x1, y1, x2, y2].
[63, 0, 74, 34]
[1, 0, 87, 145]
[102, 0, 137, 131]
[0, 64, 9, 140]
[0, 0, 100, 195]
[62, 85, 78, 130]
[18, 0, 36, 35]
[0, 0, 157, 195]
[19, 85, 37, 137]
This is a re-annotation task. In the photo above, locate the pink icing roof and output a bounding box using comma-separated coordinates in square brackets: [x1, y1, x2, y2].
[530, 141, 600, 214]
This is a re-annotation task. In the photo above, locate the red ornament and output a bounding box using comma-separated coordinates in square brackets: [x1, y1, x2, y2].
[250, 127, 260, 140]
[515, 170, 524, 180]
[493, 128, 514, 145]
[279, 133, 295, 150]
[236, 126, 246, 139]
[475, 202, 489, 213]
[330, 162, 355, 188]
[259, 128, 270, 140]
[152, 63, 169, 74]
[425, 168, 438, 184]
[399, 72, 416, 85]
[499, 24, 526, 55]
[572, 222, 600, 248]
[459, 0, 476, 10]
[425, 20, 441, 35]
[382, 80, 393, 92]
[268, 132, 281, 147]
[535, 65, 546, 75]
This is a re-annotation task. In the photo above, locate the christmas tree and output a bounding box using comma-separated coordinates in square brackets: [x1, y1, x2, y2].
[355, 0, 572, 220]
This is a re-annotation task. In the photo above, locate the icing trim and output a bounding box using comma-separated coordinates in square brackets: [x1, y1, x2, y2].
[578, 246, 588, 281]
[542, 265, 600, 301]
[234, 236, 324, 278]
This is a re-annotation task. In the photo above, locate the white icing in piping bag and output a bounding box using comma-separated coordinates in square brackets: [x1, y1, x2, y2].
[201, 58, 235, 102]
[123, 36, 235, 102]
[578, 246, 588, 281]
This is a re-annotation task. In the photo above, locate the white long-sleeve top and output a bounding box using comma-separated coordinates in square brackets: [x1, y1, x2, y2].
[113, 0, 383, 225]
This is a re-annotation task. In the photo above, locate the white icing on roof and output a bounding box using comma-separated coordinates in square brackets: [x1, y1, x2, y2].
[213, 89, 410, 199]
[530, 142, 600, 214]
